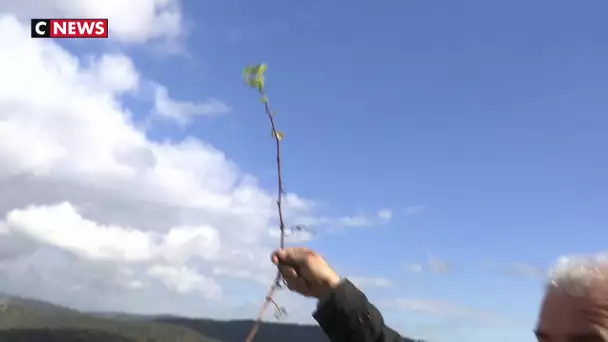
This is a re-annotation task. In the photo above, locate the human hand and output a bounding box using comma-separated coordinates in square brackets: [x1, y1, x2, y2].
[271, 247, 342, 299]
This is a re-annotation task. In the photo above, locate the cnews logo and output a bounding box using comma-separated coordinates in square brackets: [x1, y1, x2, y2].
[31, 19, 109, 38]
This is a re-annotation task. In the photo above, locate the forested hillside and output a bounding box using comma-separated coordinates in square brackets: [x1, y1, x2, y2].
[0, 295, 214, 342]
[0, 294, 423, 341]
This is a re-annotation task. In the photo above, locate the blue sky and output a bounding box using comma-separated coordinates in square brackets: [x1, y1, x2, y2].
[126, 0, 608, 340]
[3, 0, 608, 341]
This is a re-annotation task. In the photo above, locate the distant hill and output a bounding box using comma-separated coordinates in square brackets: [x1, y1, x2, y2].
[0, 328, 134, 342]
[0, 295, 215, 342]
[154, 317, 329, 342]
[0, 293, 423, 341]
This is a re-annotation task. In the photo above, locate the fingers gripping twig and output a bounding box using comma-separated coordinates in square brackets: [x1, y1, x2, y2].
[243, 64, 288, 342]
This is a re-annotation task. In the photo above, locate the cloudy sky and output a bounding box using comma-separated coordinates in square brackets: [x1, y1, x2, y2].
[0, 1, 607, 341]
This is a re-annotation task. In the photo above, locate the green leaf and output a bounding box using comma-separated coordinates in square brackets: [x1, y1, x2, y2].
[243, 63, 268, 90]
[243, 66, 255, 87]
[274, 131, 285, 141]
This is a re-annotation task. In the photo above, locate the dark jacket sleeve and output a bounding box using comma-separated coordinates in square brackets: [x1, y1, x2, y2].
[312, 279, 415, 342]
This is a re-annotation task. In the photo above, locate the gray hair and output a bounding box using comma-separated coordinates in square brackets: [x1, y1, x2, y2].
[546, 253, 608, 295]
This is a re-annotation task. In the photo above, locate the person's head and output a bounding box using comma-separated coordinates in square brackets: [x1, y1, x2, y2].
[536, 253, 608, 342]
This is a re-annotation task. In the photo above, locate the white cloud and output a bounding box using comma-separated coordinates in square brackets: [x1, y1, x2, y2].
[404, 205, 425, 216]
[90, 55, 140, 93]
[0, 249, 150, 296]
[0, 14, 275, 306]
[337, 209, 393, 228]
[428, 256, 450, 274]
[0, 0, 183, 43]
[403, 263, 423, 274]
[403, 257, 451, 275]
[0, 14, 385, 318]
[378, 209, 393, 220]
[267, 228, 315, 243]
[348, 276, 393, 289]
[152, 83, 231, 126]
[148, 264, 222, 299]
[126, 280, 147, 290]
[505, 262, 544, 279]
[278, 207, 393, 237]
[382, 298, 499, 323]
[480, 260, 546, 279]
[5, 202, 220, 264]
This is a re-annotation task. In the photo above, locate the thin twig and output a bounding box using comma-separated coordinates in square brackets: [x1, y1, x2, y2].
[244, 77, 288, 342]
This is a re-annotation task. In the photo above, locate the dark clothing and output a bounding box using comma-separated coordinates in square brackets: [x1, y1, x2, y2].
[313, 279, 417, 342]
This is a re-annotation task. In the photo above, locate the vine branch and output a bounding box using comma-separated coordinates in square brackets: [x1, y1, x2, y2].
[243, 64, 288, 342]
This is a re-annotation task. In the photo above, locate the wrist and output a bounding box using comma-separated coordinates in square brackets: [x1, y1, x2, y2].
[327, 274, 342, 290]
[316, 275, 342, 300]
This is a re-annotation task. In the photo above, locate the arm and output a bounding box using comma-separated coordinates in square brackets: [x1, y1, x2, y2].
[271, 248, 417, 342]
[313, 279, 413, 342]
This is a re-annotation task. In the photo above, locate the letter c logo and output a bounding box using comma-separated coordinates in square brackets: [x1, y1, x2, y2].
[35, 21, 46, 35]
